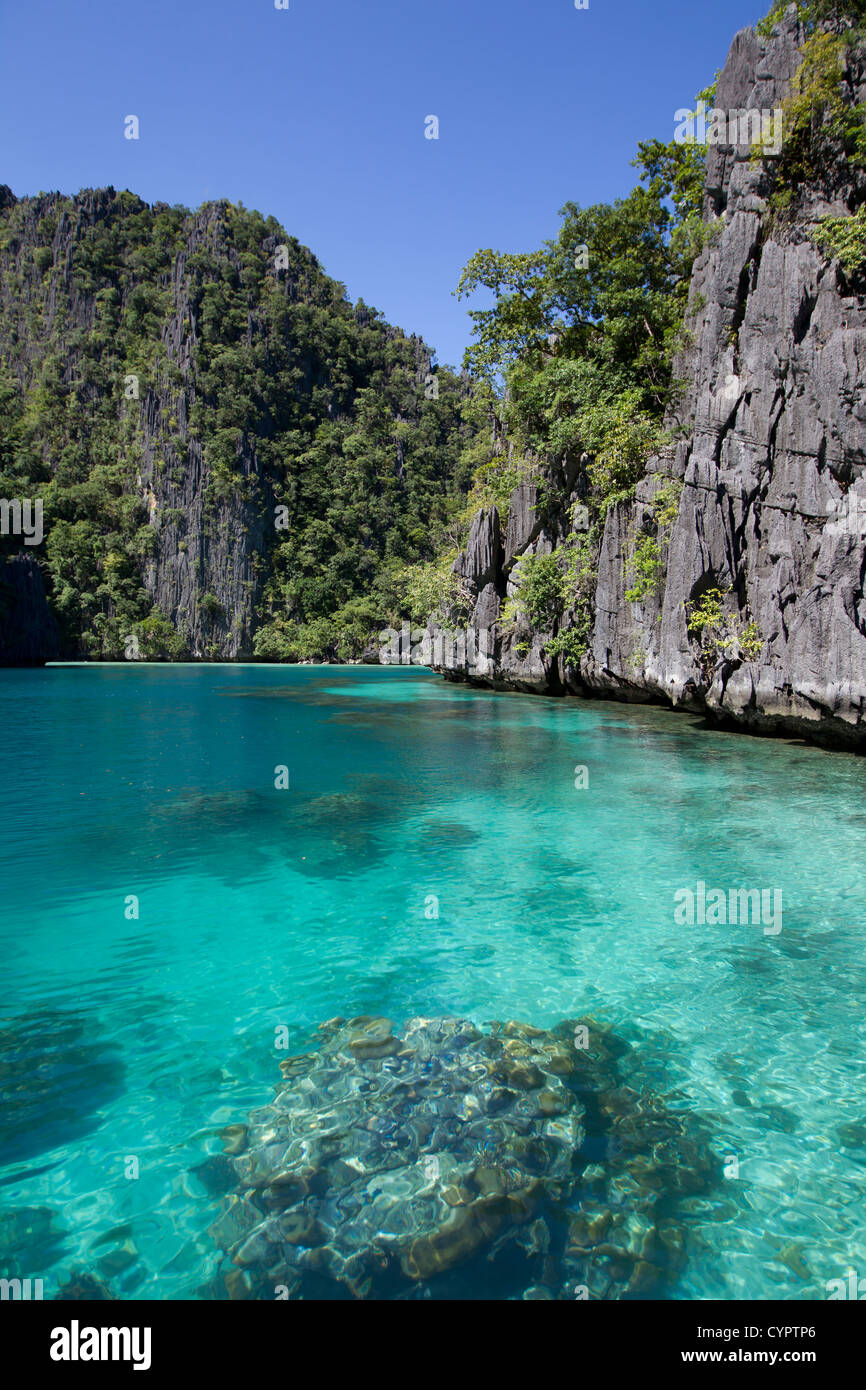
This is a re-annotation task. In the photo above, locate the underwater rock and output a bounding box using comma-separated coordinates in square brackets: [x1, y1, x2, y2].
[54, 1271, 116, 1300]
[95, 1239, 138, 1278]
[303, 793, 379, 827]
[837, 1121, 866, 1150]
[211, 1015, 719, 1300]
[0, 1011, 126, 1167]
[193, 1153, 238, 1197]
[414, 819, 482, 850]
[220, 1123, 248, 1156]
[0, 1205, 65, 1277]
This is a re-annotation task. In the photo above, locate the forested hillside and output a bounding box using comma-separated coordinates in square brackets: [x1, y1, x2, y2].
[0, 188, 483, 660]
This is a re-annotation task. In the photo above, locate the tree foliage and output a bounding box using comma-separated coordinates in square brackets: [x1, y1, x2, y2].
[0, 191, 479, 659]
[454, 134, 706, 529]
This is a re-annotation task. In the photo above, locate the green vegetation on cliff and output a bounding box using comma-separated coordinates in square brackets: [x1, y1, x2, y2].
[758, 0, 866, 38]
[445, 126, 708, 663]
[431, 0, 866, 668]
[0, 189, 479, 659]
[3, 1, 863, 666]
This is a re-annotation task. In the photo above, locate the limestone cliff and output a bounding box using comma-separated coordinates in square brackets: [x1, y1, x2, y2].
[0, 190, 470, 663]
[428, 9, 866, 749]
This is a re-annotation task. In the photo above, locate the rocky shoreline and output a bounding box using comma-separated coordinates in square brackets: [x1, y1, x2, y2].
[419, 11, 866, 754]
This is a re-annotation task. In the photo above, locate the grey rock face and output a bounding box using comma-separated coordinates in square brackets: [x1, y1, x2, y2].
[135, 208, 271, 659]
[0, 192, 267, 660]
[0, 553, 60, 665]
[430, 11, 866, 749]
[504, 481, 543, 564]
[454, 507, 502, 592]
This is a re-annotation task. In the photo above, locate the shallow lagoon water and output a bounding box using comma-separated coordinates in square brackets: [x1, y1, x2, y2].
[0, 663, 864, 1299]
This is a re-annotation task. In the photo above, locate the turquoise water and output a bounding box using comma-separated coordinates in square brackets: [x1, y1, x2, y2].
[1, 663, 865, 1300]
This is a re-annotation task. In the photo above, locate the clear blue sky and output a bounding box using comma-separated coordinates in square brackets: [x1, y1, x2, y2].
[0, 0, 764, 368]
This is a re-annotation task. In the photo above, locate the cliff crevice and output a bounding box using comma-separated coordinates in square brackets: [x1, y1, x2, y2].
[427, 8, 866, 749]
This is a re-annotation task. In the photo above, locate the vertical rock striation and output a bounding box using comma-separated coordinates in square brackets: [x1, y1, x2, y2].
[430, 9, 866, 749]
